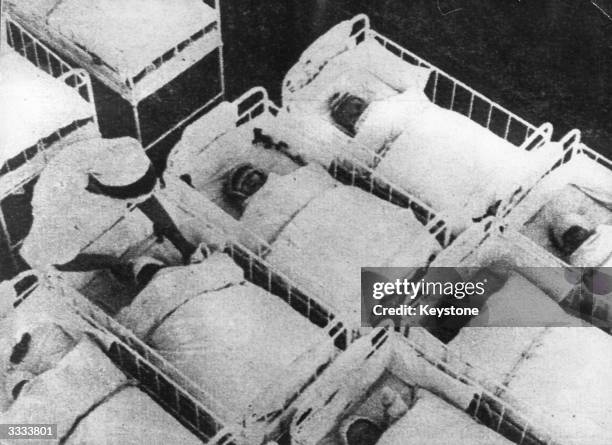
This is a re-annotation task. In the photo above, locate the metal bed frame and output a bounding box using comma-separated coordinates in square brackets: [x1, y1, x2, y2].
[0, 15, 98, 278]
[429, 218, 611, 331]
[284, 14, 548, 149]
[28, 173, 351, 443]
[3, 270, 244, 444]
[184, 86, 455, 248]
[6, 0, 225, 151]
[290, 328, 563, 445]
[281, 15, 574, 222]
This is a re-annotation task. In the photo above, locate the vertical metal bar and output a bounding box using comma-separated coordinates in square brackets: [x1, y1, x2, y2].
[485, 105, 493, 129]
[504, 116, 512, 140]
[449, 82, 457, 111]
[132, 103, 144, 146]
[5, 17, 13, 49]
[432, 71, 439, 104]
[467, 93, 475, 120]
[518, 423, 528, 445]
[32, 40, 41, 69]
[496, 405, 505, 431]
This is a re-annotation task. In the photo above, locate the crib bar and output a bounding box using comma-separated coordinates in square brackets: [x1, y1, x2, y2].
[365, 29, 537, 145]
[72, 296, 232, 438]
[401, 333, 561, 445]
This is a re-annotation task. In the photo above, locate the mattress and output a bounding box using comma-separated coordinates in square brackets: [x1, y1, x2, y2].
[46, 0, 217, 79]
[450, 276, 612, 443]
[377, 389, 511, 445]
[241, 166, 440, 325]
[0, 49, 92, 164]
[1, 337, 202, 444]
[118, 253, 329, 420]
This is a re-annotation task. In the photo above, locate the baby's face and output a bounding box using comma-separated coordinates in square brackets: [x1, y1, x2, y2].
[241, 171, 267, 197]
[333, 95, 368, 134]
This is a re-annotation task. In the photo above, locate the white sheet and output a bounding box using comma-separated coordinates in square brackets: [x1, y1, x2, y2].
[48, 0, 217, 79]
[283, 39, 563, 232]
[377, 389, 511, 445]
[0, 49, 92, 164]
[1, 338, 202, 444]
[450, 276, 612, 444]
[241, 165, 440, 325]
[119, 253, 329, 420]
[284, 38, 431, 110]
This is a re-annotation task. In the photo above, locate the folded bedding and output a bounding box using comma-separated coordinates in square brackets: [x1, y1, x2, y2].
[284, 39, 431, 113]
[377, 389, 511, 445]
[0, 283, 95, 411]
[283, 41, 564, 231]
[240, 165, 441, 324]
[449, 274, 612, 443]
[373, 110, 563, 232]
[0, 49, 92, 164]
[32, 0, 216, 79]
[1, 337, 202, 444]
[118, 253, 330, 420]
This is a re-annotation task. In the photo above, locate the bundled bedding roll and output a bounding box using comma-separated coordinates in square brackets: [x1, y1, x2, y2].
[240, 164, 441, 325]
[0, 283, 91, 411]
[117, 253, 331, 420]
[367, 103, 564, 232]
[449, 274, 612, 444]
[1, 337, 202, 444]
[377, 389, 511, 445]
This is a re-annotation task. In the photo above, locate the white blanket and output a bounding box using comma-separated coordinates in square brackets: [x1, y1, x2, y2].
[377, 389, 511, 445]
[241, 165, 440, 325]
[119, 253, 329, 420]
[451, 284, 612, 445]
[240, 165, 337, 246]
[375, 107, 563, 231]
[48, 0, 216, 79]
[284, 38, 431, 112]
[0, 338, 201, 444]
[0, 49, 92, 164]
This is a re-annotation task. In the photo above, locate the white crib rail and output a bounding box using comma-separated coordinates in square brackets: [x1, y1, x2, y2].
[4, 17, 97, 124]
[231, 87, 454, 247]
[398, 329, 562, 445]
[291, 328, 562, 445]
[498, 129, 582, 219]
[283, 14, 541, 147]
[3, 272, 238, 444]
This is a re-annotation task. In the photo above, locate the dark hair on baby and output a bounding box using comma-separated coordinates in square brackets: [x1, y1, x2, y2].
[226, 163, 268, 202]
[560, 225, 593, 256]
[345, 418, 383, 445]
[329, 92, 368, 136]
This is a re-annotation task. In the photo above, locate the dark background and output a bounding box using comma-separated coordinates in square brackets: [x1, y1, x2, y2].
[222, 0, 612, 158]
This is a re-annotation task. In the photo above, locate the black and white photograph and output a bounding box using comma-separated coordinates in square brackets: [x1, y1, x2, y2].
[0, 1, 611, 444]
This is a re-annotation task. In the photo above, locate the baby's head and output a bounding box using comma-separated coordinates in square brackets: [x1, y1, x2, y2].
[226, 163, 268, 202]
[342, 417, 383, 445]
[552, 213, 594, 256]
[329, 92, 368, 136]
